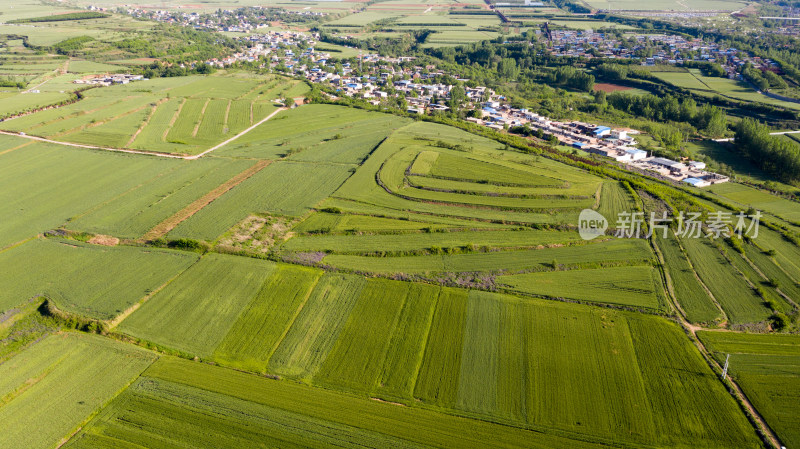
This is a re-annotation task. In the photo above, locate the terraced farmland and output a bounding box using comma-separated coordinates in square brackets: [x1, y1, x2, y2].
[1, 85, 795, 449]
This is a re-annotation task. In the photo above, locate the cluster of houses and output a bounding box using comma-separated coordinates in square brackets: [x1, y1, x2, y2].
[545, 29, 779, 76]
[119, 6, 324, 32]
[73, 74, 145, 86]
[76, 28, 721, 189]
[630, 156, 729, 187]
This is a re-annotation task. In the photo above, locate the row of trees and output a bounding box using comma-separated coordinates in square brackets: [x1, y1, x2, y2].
[735, 119, 800, 182]
[605, 92, 727, 137]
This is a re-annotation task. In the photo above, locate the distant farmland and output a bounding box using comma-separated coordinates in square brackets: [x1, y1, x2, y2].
[0, 74, 309, 155]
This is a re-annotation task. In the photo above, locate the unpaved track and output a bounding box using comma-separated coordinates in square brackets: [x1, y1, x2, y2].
[0, 107, 287, 160]
[141, 159, 272, 240]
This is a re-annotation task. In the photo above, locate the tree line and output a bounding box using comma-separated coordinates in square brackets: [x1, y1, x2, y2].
[734, 118, 800, 182]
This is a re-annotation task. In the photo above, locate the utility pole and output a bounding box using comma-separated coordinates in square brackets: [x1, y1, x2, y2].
[722, 354, 730, 380]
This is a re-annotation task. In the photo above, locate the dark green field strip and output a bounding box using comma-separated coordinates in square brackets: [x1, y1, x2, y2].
[115, 357, 617, 449]
[282, 229, 583, 254]
[413, 288, 468, 409]
[0, 238, 198, 319]
[655, 235, 721, 323]
[314, 279, 412, 392]
[627, 316, 762, 448]
[738, 372, 800, 449]
[268, 273, 366, 379]
[213, 265, 322, 372]
[375, 283, 440, 401]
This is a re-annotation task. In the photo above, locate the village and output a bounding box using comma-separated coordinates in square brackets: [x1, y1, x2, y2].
[64, 28, 730, 188]
[545, 29, 780, 77]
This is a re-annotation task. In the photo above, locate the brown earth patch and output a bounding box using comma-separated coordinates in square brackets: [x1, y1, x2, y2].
[593, 83, 633, 93]
[88, 235, 120, 246]
[141, 159, 272, 241]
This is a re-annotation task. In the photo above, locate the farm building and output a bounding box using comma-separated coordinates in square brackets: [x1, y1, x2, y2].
[683, 177, 711, 188]
[650, 157, 688, 174]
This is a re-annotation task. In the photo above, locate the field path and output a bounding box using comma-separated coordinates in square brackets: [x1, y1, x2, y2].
[0, 106, 287, 160]
[0, 130, 188, 158]
[141, 159, 272, 240]
[186, 107, 286, 160]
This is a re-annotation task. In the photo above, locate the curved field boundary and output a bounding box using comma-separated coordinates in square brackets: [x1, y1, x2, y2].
[141, 159, 272, 240]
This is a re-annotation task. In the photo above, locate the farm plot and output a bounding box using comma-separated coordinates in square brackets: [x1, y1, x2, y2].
[698, 331, 800, 449]
[497, 265, 663, 309]
[583, 0, 745, 12]
[213, 265, 322, 372]
[417, 291, 760, 447]
[0, 91, 72, 119]
[65, 157, 253, 239]
[64, 356, 613, 449]
[268, 273, 366, 379]
[0, 74, 303, 154]
[168, 161, 353, 241]
[0, 238, 198, 319]
[281, 229, 584, 254]
[680, 237, 771, 324]
[655, 234, 721, 323]
[708, 182, 800, 223]
[0, 333, 157, 449]
[215, 104, 409, 162]
[0, 139, 190, 248]
[118, 253, 275, 357]
[314, 279, 415, 393]
[744, 243, 800, 305]
[291, 211, 496, 234]
[597, 181, 638, 220]
[332, 121, 602, 225]
[322, 237, 653, 274]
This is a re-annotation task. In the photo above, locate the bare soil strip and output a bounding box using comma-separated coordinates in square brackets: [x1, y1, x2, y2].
[223, 99, 231, 132]
[191, 98, 210, 137]
[162, 98, 186, 141]
[54, 103, 152, 138]
[188, 107, 285, 159]
[0, 140, 34, 156]
[126, 99, 166, 147]
[141, 159, 272, 241]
